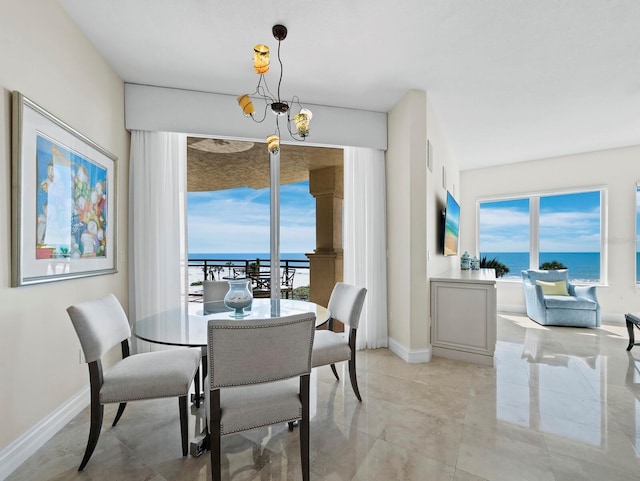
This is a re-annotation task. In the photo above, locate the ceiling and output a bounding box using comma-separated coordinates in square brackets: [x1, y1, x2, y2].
[59, 0, 640, 171]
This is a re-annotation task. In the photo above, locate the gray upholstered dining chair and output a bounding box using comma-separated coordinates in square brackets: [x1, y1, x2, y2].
[194, 280, 230, 407]
[203, 280, 229, 303]
[312, 282, 367, 402]
[205, 312, 316, 481]
[66, 294, 201, 471]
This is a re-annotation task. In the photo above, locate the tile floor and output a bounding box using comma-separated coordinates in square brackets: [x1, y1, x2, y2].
[7, 313, 640, 481]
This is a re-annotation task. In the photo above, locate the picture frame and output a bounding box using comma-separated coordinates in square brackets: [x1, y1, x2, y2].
[11, 91, 118, 286]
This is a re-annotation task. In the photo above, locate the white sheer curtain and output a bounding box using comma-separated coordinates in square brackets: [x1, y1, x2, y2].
[129, 131, 188, 330]
[344, 147, 388, 350]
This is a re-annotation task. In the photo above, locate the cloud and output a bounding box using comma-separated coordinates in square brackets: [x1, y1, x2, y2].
[479, 206, 530, 251]
[188, 181, 315, 253]
[480, 202, 602, 252]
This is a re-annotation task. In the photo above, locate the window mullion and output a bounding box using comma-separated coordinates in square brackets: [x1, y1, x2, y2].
[530, 196, 539, 270]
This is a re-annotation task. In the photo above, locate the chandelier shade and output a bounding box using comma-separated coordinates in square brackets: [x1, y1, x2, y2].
[238, 24, 313, 149]
[294, 108, 312, 137]
[237, 94, 255, 116]
[253, 44, 270, 74]
[267, 135, 280, 154]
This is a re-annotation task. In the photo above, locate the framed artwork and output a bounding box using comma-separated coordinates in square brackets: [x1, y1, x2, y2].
[11, 91, 118, 286]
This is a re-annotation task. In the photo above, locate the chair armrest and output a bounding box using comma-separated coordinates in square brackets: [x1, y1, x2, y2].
[523, 281, 545, 302]
[573, 284, 598, 301]
[522, 281, 546, 320]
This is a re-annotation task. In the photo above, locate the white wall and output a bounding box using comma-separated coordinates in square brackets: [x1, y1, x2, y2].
[386, 90, 427, 355]
[426, 98, 460, 279]
[386, 90, 460, 362]
[0, 0, 128, 474]
[459, 145, 640, 320]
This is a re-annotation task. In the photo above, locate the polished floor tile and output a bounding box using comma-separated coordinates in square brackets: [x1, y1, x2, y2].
[7, 313, 640, 480]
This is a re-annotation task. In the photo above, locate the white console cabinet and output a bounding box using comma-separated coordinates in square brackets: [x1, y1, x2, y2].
[430, 269, 497, 366]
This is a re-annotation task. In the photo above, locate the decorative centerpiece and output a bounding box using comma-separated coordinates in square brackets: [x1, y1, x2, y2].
[224, 279, 253, 318]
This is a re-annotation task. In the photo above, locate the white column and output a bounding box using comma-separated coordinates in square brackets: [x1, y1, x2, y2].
[269, 149, 281, 311]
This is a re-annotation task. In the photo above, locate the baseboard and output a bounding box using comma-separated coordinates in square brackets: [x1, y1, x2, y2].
[497, 304, 526, 314]
[387, 337, 432, 363]
[0, 387, 89, 481]
[601, 312, 626, 324]
[432, 345, 494, 366]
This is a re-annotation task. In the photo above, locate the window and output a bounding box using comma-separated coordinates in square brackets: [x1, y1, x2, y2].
[479, 198, 530, 277]
[478, 189, 605, 283]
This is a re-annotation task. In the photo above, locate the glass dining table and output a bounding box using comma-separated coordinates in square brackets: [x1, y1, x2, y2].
[132, 298, 328, 348]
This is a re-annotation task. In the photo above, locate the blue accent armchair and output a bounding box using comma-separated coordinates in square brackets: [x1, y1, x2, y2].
[521, 269, 601, 327]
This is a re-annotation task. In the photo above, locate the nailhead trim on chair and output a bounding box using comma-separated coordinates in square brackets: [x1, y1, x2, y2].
[219, 411, 303, 435]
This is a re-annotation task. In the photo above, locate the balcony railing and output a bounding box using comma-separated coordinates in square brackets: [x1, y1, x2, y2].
[187, 257, 310, 300]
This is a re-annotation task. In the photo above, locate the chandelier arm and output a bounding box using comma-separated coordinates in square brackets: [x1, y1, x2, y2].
[256, 76, 276, 104]
[290, 95, 302, 111]
[285, 116, 305, 142]
[253, 102, 270, 123]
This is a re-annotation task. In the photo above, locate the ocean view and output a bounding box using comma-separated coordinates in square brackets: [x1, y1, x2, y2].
[483, 252, 604, 281]
[188, 252, 640, 285]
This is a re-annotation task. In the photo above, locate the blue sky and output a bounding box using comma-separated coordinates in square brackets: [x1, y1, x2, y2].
[187, 180, 315, 253]
[480, 191, 601, 252]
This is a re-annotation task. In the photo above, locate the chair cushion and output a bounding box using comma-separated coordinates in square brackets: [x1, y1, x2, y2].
[544, 296, 597, 311]
[205, 376, 301, 435]
[536, 279, 569, 296]
[311, 330, 351, 367]
[100, 348, 201, 404]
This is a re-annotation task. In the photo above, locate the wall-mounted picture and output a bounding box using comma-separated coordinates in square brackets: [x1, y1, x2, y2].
[443, 191, 460, 256]
[11, 91, 118, 286]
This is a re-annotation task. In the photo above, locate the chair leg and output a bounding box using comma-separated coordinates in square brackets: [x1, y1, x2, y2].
[112, 402, 127, 426]
[330, 363, 340, 381]
[179, 396, 188, 456]
[193, 366, 201, 407]
[348, 356, 362, 402]
[210, 425, 222, 481]
[300, 375, 310, 481]
[79, 401, 103, 471]
[210, 390, 222, 481]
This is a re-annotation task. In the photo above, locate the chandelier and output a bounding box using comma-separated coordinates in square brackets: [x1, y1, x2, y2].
[237, 25, 313, 153]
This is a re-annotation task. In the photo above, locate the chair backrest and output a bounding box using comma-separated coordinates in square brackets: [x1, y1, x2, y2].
[522, 269, 569, 285]
[207, 313, 316, 389]
[203, 280, 229, 302]
[67, 294, 130, 363]
[327, 282, 367, 330]
[281, 268, 296, 288]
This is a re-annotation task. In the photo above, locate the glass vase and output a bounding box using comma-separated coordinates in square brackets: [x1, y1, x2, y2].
[224, 279, 253, 318]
